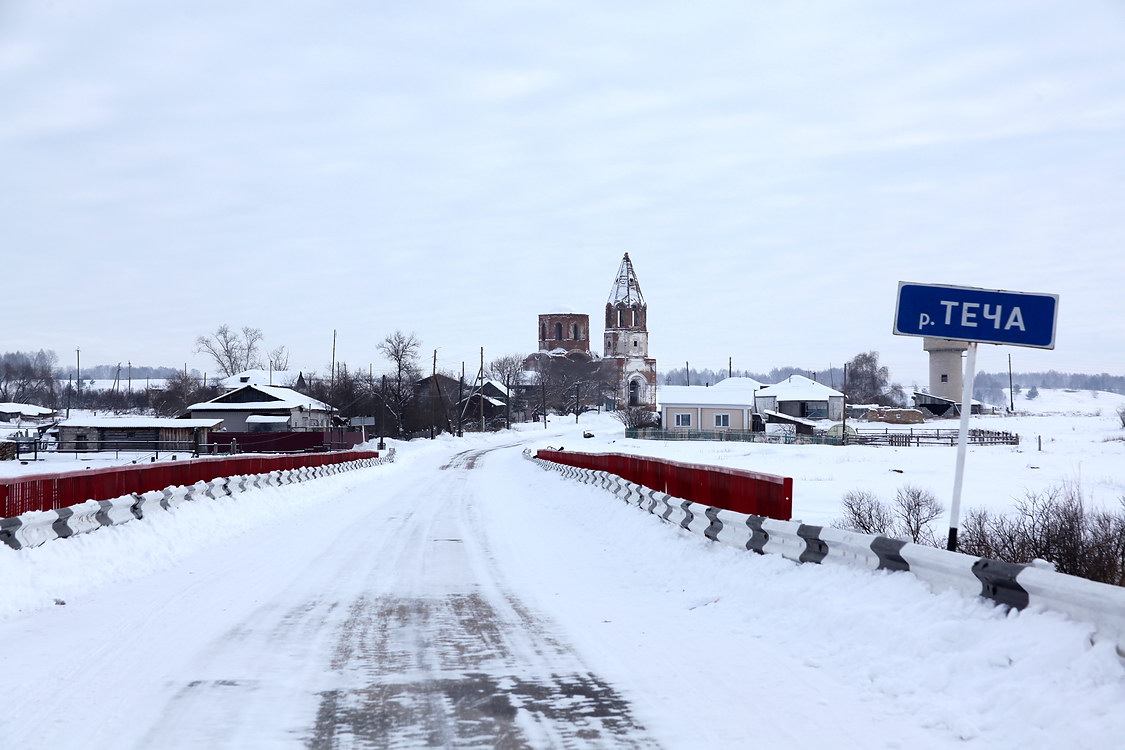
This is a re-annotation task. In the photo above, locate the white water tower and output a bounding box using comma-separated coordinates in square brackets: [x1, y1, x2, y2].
[923, 338, 969, 400]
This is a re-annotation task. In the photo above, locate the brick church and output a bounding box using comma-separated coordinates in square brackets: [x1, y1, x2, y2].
[526, 254, 657, 411]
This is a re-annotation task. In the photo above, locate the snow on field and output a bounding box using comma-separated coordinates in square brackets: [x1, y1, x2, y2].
[531, 389, 1125, 527]
[2, 422, 1124, 749]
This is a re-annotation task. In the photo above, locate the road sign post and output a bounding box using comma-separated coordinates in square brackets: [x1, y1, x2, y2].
[894, 282, 1058, 349]
[893, 282, 1058, 550]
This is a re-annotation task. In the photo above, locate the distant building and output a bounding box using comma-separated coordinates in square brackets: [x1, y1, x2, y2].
[0, 403, 56, 422]
[56, 417, 220, 452]
[537, 310, 592, 358]
[913, 338, 982, 417]
[602, 253, 657, 410]
[524, 253, 659, 414]
[183, 384, 333, 431]
[659, 377, 767, 432]
[754, 375, 845, 421]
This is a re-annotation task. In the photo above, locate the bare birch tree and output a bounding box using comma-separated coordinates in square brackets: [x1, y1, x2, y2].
[194, 325, 265, 378]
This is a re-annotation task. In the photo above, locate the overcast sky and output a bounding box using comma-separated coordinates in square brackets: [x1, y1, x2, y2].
[3, 0, 1124, 387]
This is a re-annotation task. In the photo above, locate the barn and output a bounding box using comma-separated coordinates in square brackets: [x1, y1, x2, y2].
[56, 417, 221, 452]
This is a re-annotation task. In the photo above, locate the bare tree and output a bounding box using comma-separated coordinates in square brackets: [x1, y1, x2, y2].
[839, 490, 895, 536]
[488, 353, 528, 424]
[836, 486, 943, 544]
[892, 486, 945, 546]
[267, 345, 290, 371]
[844, 351, 905, 406]
[151, 371, 219, 417]
[959, 485, 1125, 586]
[377, 331, 422, 435]
[0, 350, 58, 406]
[488, 353, 525, 390]
[194, 325, 265, 378]
[613, 407, 660, 429]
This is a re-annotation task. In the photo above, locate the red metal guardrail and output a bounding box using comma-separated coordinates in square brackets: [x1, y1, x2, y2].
[0, 450, 380, 519]
[535, 450, 792, 521]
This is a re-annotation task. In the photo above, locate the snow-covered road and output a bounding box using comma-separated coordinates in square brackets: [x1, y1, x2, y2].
[3, 428, 1124, 749]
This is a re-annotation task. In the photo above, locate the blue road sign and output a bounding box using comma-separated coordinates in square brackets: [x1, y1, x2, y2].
[894, 282, 1058, 349]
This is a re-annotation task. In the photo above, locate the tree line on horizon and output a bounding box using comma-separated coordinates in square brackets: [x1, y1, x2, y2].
[7, 338, 1125, 423]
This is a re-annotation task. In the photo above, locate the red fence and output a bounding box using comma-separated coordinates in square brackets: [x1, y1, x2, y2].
[1, 450, 380, 519]
[203, 431, 365, 453]
[536, 450, 792, 521]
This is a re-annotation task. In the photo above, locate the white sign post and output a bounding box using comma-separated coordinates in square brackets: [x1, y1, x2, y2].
[894, 282, 1058, 550]
[947, 342, 977, 551]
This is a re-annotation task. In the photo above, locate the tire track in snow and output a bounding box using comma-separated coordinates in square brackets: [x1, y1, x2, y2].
[308, 444, 660, 749]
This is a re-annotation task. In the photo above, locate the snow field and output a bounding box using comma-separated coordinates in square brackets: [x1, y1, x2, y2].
[477, 444, 1125, 749]
[1, 403, 1123, 748]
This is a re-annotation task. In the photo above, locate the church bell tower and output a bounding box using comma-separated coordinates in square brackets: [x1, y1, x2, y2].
[603, 253, 657, 409]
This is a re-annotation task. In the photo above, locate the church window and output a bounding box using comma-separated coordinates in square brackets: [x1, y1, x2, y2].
[632, 309, 638, 326]
[555, 322, 562, 340]
[941, 374, 948, 383]
[572, 323, 580, 339]
[618, 308, 625, 327]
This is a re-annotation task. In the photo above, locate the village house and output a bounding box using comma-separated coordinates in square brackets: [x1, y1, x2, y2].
[182, 384, 333, 432]
[754, 375, 845, 421]
[658, 377, 766, 431]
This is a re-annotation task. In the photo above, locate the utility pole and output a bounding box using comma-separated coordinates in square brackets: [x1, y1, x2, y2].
[127, 361, 132, 394]
[378, 374, 387, 450]
[331, 329, 337, 394]
[75, 348, 81, 407]
[575, 382, 580, 424]
[458, 362, 465, 437]
[842, 363, 848, 443]
[479, 347, 485, 432]
[430, 349, 437, 439]
[542, 377, 547, 430]
[1008, 354, 1015, 412]
[685, 361, 690, 387]
[729, 357, 732, 379]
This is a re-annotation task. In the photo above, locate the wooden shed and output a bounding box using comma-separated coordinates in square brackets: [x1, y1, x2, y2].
[56, 417, 221, 452]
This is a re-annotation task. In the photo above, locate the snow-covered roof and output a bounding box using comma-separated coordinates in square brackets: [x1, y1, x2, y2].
[760, 409, 820, 427]
[712, 377, 767, 390]
[245, 415, 292, 424]
[463, 395, 506, 408]
[0, 402, 54, 417]
[659, 384, 762, 408]
[187, 384, 332, 412]
[607, 253, 645, 306]
[58, 417, 222, 429]
[480, 378, 510, 396]
[218, 370, 301, 389]
[755, 375, 843, 401]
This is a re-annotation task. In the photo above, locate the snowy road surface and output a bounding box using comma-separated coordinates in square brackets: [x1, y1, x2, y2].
[3, 427, 1125, 749]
